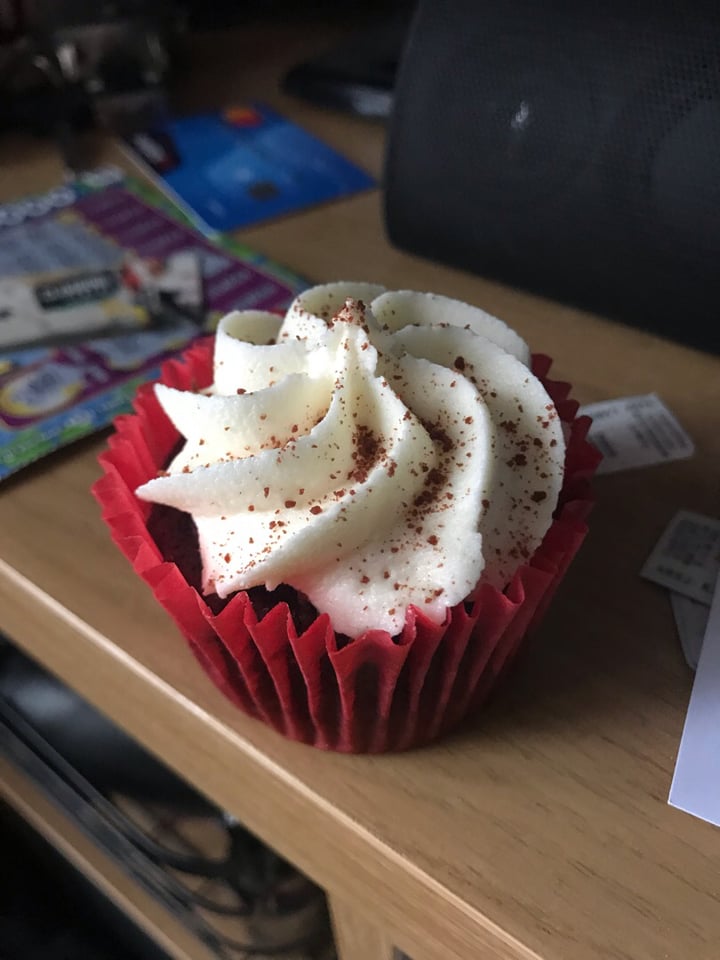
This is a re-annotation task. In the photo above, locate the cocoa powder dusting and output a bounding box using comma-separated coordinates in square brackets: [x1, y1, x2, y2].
[412, 467, 447, 511]
[347, 424, 383, 483]
[420, 418, 453, 453]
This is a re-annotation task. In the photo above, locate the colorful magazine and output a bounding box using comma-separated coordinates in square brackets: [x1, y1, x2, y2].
[0, 167, 306, 482]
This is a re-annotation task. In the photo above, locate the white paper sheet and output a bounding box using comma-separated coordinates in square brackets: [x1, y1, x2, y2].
[669, 572, 720, 826]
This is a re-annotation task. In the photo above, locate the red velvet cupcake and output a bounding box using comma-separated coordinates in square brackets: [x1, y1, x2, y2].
[93, 283, 599, 752]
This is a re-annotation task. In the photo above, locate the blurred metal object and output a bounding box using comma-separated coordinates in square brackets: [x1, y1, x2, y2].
[0, 0, 186, 172]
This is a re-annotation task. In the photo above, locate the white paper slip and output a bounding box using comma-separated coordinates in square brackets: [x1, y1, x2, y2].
[641, 510, 720, 605]
[669, 572, 720, 826]
[671, 592, 710, 670]
[578, 393, 694, 474]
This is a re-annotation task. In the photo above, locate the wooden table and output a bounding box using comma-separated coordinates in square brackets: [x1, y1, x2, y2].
[1, 22, 720, 960]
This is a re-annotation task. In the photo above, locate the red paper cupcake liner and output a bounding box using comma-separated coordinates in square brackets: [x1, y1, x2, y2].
[93, 338, 600, 753]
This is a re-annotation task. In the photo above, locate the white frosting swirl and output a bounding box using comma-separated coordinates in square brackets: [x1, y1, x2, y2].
[137, 283, 565, 637]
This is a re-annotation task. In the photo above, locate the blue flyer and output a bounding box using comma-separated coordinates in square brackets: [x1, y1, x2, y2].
[123, 103, 375, 235]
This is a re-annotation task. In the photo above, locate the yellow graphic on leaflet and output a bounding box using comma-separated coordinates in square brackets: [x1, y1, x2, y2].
[0, 362, 85, 418]
[101, 300, 149, 327]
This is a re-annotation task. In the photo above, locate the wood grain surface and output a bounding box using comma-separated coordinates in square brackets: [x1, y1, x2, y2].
[1, 22, 720, 960]
[330, 898, 394, 960]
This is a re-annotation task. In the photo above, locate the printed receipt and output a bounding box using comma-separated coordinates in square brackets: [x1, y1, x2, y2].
[641, 510, 720, 606]
[669, 572, 720, 826]
[579, 393, 694, 474]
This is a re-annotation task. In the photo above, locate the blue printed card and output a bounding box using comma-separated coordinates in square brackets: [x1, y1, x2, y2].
[123, 104, 375, 234]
